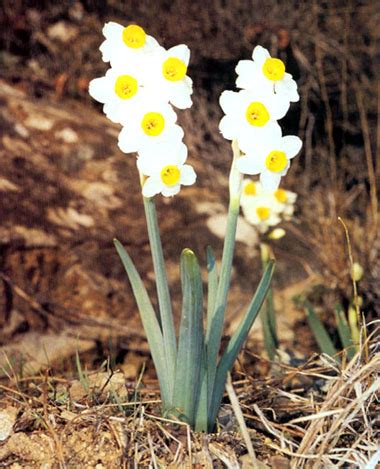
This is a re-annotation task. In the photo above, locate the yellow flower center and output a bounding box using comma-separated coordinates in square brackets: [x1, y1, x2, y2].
[265, 150, 288, 172]
[244, 181, 257, 196]
[262, 57, 286, 81]
[114, 75, 138, 99]
[256, 207, 270, 221]
[275, 188, 288, 203]
[160, 165, 181, 186]
[162, 57, 187, 82]
[141, 112, 165, 136]
[122, 25, 146, 49]
[245, 102, 270, 126]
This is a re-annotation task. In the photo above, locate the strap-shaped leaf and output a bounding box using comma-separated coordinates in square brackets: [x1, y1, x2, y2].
[260, 287, 278, 360]
[305, 301, 338, 358]
[209, 260, 275, 427]
[334, 304, 355, 360]
[194, 345, 208, 432]
[172, 249, 204, 426]
[114, 239, 171, 406]
[206, 245, 218, 324]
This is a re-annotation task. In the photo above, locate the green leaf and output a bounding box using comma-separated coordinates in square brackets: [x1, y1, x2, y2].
[209, 260, 275, 428]
[305, 301, 338, 358]
[113, 239, 171, 407]
[194, 345, 208, 433]
[172, 249, 204, 426]
[206, 246, 218, 323]
[260, 287, 278, 360]
[334, 304, 355, 360]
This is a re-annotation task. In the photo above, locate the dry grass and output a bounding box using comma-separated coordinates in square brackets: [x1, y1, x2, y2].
[0, 326, 378, 466]
[0, 0, 378, 466]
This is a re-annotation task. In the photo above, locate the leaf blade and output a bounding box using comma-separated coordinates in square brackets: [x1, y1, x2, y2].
[114, 239, 171, 407]
[172, 249, 204, 426]
[209, 260, 275, 427]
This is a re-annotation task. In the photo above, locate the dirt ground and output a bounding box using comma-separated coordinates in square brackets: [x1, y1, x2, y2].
[0, 0, 378, 466]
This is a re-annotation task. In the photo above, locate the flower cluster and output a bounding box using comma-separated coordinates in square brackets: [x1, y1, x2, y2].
[240, 178, 297, 234]
[219, 46, 302, 191]
[89, 23, 196, 197]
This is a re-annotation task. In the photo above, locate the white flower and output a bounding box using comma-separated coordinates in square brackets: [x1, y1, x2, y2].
[236, 46, 299, 103]
[89, 65, 150, 124]
[237, 134, 302, 190]
[240, 179, 264, 207]
[118, 99, 183, 153]
[137, 142, 196, 197]
[241, 193, 282, 233]
[99, 23, 160, 66]
[145, 45, 193, 109]
[219, 89, 288, 151]
[273, 188, 297, 220]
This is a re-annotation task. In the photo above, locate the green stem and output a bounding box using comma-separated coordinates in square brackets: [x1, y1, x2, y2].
[143, 196, 177, 401]
[206, 141, 242, 408]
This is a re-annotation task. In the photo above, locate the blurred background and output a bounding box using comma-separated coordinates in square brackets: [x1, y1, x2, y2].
[0, 0, 378, 376]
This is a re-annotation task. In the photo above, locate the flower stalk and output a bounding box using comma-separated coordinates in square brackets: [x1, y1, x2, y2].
[142, 196, 177, 405]
[206, 140, 242, 406]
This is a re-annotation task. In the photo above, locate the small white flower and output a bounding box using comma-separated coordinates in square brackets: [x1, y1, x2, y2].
[236, 46, 299, 103]
[118, 99, 183, 153]
[89, 65, 150, 124]
[100, 23, 160, 65]
[240, 179, 264, 208]
[273, 188, 297, 220]
[145, 45, 193, 109]
[137, 142, 196, 197]
[219, 89, 288, 151]
[241, 193, 282, 233]
[237, 134, 302, 190]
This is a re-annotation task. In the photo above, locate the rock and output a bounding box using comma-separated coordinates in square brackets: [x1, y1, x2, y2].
[69, 371, 127, 401]
[0, 407, 18, 441]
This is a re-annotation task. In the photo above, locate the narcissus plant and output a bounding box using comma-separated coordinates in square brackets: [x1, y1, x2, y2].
[89, 21, 304, 433]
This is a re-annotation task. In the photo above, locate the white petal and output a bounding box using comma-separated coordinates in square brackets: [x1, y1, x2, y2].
[167, 44, 190, 65]
[236, 60, 256, 76]
[145, 36, 160, 50]
[219, 90, 240, 114]
[276, 78, 299, 102]
[142, 176, 163, 197]
[161, 185, 181, 197]
[219, 115, 240, 140]
[268, 93, 290, 120]
[235, 61, 259, 89]
[280, 136, 302, 158]
[238, 122, 282, 153]
[164, 124, 184, 142]
[102, 22, 123, 40]
[103, 103, 123, 124]
[180, 165, 196, 185]
[118, 128, 138, 153]
[137, 153, 160, 176]
[252, 45, 270, 64]
[260, 171, 282, 191]
[236, 156, 263, 175]
[99, 40, 112, 62]
[88, 77, 113, 104]
[177, 142, 188, 165]
[169, 80, 193, 109]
